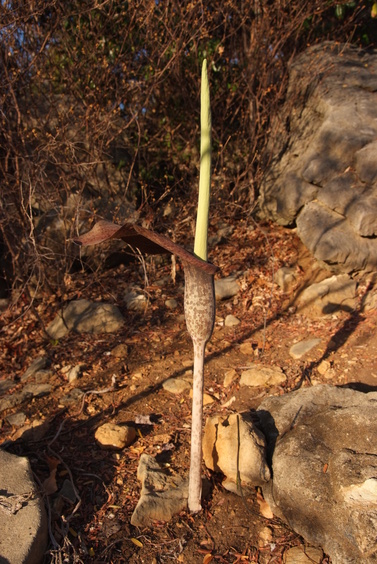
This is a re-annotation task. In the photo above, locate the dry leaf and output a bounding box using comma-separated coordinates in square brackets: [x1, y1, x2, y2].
[257, 490, 274, 519]
[43, 467, 58, 495]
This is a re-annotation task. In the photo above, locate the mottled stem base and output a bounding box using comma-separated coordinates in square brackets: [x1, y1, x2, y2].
[188, 340, 206, 513]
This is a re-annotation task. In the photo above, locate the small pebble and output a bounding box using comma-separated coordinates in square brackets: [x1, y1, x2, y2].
[224, 314, 240, 327]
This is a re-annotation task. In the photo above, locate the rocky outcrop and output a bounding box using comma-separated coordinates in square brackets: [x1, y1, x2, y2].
[257, 385, 377, 564]
[258, 42, 377, 273]
[0, 449, 47, 564]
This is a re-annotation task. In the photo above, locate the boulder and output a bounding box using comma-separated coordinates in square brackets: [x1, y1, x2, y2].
[0, 449, 48, 564]
[202, 412, 271, 492]
[258, 42, 377, 273]
[257, 385, 377, 564]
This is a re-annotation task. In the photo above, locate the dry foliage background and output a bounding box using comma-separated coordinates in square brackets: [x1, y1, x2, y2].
[0, 0, 375, 296]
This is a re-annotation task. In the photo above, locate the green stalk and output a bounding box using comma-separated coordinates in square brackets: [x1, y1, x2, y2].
[194, 59, 211, 262]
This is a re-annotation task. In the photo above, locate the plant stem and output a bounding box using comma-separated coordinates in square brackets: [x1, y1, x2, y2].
[184, 263, 215, 513]
[188, 339, 206, 513]
[194, 59, 211, 262]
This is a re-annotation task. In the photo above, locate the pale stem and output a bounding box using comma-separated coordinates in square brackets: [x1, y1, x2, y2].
[194, 59, 211, 262]
[188, 339, 206, 513]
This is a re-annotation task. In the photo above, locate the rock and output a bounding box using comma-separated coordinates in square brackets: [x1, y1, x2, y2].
[59, 387, 84, 406]
[224, 314, 240, 327]
[23, 383, 53, 398]
[202, 412, 271, 492]
[223, 369, 238, 387]
[259, 42, 377, 273]
[162, 377, 191, 395]
[189, 389, 215, 406]
[47, 299, 124, 339]
[215, 275, 239, 300]
[296, 274, 357, 317]
[0, 449, 47, 564]
[289, 338, 321, 359]
[66, 365, 82, 383]
[5, 412, 27, 427]
[274, 266, 297, 292]
[12, 418, 50, 442]
[258, 526, 273, 547]
[21, 356, 50, 382]
[131, 454, 188, 526]
[165, 298, 178, 310]
[0, 390, 33, 413]
[240, 365, 286, 387]
[317, 360, 331, 375]
[283, 546, 323, 564]
[110, 343, 129, 358]
[0, 379, 15, 394]
[95, 422, 136, 449]
[239, 341, 255, 355]
[257, 384, 377, 564]
[124, 290, 148, 312]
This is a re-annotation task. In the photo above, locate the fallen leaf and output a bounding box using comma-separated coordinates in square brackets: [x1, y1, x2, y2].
[130, 537, 143, 547]
[257, 490, 274, 519]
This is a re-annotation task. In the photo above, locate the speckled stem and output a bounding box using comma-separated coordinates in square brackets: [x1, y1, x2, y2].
[184, 262, 215, 513]
[188, 339, 206, 512]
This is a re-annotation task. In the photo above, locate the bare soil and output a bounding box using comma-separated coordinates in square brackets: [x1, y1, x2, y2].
[1, 217, 377, 563]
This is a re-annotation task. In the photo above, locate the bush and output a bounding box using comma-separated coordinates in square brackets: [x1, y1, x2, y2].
[0, 0, 374, 296]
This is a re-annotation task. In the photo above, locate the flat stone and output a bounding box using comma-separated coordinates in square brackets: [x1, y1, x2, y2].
[0, 449, 47, 564]
[165, 298, 178, 310]
[47, 299, 124, 339]
[215, 276, 239, 301]
[23, 383, 52, 398]
[59, 388, 85, 406]
[21, 357, 49, 382]
[6, 412, 27, 427]
[283, 546, 323, 564]
[12, 419, 50, 442]
[0, 390, 33, 412]
[274, 267, 297, 292]
[95, 422, 136, 449]
[223, 369, 238, 387]
[0, 379, 15, 394]
[66, 365, 82, 383]
[224, 314, 240, 327]
[240, 365, 286, 387]
[296, 274, 356, 317]
[110, 344, 129, 358]
[289, 338, 321, 359]
[131, 454, 188, 526]
[162, 378, 191, 395]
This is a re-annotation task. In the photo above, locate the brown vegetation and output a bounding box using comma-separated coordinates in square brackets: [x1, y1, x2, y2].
[0, 0, 374, 296]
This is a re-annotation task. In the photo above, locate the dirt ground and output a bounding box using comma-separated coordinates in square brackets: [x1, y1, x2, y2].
[1, 216, 377, 563]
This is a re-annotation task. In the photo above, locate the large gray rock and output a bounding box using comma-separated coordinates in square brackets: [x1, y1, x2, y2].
[46, 299, 124, 338]
[257, 385, 377, 564]
[259, 42, 377, 273]
[0, 449, 47, 564]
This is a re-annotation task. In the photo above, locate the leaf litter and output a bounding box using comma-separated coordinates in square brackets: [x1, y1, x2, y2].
[1, 215, 377, 562]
